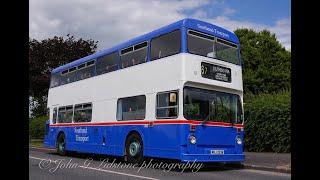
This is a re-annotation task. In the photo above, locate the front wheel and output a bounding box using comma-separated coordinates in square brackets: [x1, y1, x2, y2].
[125, 133, 144, 164]
[56, 133, 66, 156]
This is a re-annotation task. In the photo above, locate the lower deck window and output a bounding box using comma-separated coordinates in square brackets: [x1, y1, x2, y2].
[74, 103, 92, 122]
[52, 107, 57, 124]
[156, 91, 178, 118]
[117, 95, 146, 120]
[58, 106, 73, 123]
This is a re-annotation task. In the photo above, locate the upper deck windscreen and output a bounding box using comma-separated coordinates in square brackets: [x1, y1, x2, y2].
[187, 30, 239, 65]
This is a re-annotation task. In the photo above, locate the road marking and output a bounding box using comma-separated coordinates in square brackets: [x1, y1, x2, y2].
[29, 156, 45, 161]
[30, 146, 55, 151]
[29, 156, 159, 180]
[78, 165, 159, 180]
[242, 169, 291, 177]
[29, 156, 58, 162]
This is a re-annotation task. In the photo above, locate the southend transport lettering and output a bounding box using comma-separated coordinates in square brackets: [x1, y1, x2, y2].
[74, 127, 89, 142]
[74, 127, 88, 134]
[197, 24, 230, 38]
[76, 135, 89, 142]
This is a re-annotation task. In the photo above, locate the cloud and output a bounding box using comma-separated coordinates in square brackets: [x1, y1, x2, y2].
[222, 8, 236, 16]
[203, 16, 291, 50]
[30, 0, 290, 50]
[269, 18, 291, 50]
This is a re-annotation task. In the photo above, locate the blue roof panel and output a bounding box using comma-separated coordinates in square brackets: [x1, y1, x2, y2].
[52, 18, 239, 74]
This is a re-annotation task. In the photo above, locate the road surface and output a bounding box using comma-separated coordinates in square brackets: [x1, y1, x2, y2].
[29, 148, 290, 180]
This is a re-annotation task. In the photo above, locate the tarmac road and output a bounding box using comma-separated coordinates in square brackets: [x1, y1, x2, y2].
[29, 147, 291, 180]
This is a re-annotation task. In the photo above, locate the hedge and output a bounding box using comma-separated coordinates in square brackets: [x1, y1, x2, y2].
[29, 115, 48, 139]
[244, 91, 291, 153]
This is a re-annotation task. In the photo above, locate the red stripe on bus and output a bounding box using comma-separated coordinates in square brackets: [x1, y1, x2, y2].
[50, 120, 244, 128]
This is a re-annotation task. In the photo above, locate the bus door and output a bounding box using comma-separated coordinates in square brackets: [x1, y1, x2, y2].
[147, 91, 180, 157]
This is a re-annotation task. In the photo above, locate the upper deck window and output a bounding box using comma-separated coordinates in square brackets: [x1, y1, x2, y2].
[187, 30, 239, 65]
[50, 73, 60, 88]
[150, 30, 181, 61]
[60, 70, 69, 85]
[76, 60, 95, 80]
[66, 67, 77, 83]
[96, 52, 119, 75]
[78, 63, 86, 69]
[68, 67, 77, 72]
[120, 42, 147, 68]
[86, 60, 95, 66]
[215, 38, 239, 64]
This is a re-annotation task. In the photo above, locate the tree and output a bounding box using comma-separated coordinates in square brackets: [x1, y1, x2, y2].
[29, 35, 98, 117]
[234, 29, 291, 94]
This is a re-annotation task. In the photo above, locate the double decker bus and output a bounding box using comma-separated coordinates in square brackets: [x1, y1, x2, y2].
[44, 18, 244, 164]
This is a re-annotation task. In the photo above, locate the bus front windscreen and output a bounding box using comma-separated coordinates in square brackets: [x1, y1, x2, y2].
[187, 30, 239, 65]
[183, 87, 243, 124]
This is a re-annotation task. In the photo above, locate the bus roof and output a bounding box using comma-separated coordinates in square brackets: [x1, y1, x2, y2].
[52, 18, 239, 74]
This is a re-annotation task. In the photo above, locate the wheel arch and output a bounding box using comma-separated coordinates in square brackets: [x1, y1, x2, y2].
[55, 130, 66, 146]
[124, 130, 144, 156]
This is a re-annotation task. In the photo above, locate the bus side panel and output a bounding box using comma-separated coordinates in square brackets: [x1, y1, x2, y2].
[43, 126, 58, 148]
[143, 124, 181, 160]
[113, 125, 148, 157]
[59, 124, 185, 160]
[65, 126, 115, 155]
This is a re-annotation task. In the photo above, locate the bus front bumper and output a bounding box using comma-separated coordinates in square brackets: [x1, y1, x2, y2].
[181, 153, 245, 163]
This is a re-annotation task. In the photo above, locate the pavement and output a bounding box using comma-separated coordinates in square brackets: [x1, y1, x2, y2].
[244, 152, 291, 173]
[29, 146, 291, 180]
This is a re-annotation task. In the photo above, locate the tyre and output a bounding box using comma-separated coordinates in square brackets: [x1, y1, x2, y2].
[125, 133, 144, 164]
[56, 133, 66, 156]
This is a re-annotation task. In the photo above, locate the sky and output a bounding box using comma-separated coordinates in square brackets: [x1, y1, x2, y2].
[29, 0, 291, 51]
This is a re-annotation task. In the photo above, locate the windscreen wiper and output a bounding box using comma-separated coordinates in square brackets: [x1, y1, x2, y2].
[201, 114, 211, 125]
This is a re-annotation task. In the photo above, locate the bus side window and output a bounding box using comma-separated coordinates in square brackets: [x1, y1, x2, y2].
[96, 52, 119, 75]
[150, 30, 181, 61]
[50, 73, 60, 88]
[121, 42, 147, 69]
[67, 67, 77, 83]
[58, 107, 65, 123]
[156, 91, 179, 119]
[58, 106, 73, 123]
[117, 95, 146, 121]
[74, 103, 92, 123]
[60, 70, 68, 85]
[53, 107, 57, 124]
[76, 61, 95, 81]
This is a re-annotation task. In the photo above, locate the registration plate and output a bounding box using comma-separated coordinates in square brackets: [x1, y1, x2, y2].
[211, 150, 224, 155]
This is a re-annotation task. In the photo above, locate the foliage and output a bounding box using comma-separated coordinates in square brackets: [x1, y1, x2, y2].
[244, 91, 291, 152]
[29, 116, 49, 139]
[29, 35, 98, 116]
[234, 29, 291, 94]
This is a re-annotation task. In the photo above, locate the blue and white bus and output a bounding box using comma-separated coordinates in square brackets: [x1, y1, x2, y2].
[44, 18, 244, 164]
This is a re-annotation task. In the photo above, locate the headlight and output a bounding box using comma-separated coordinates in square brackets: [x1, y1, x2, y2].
[189, 135, 197, 144]
[236, 136, 242, 145]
